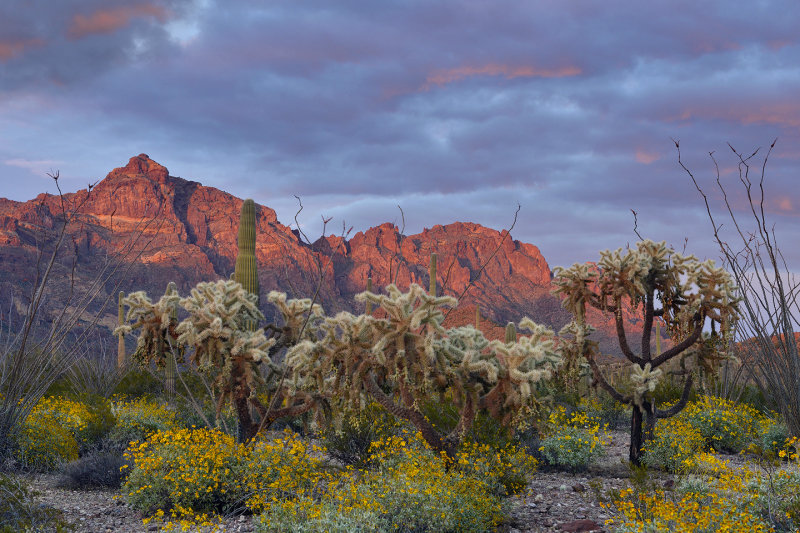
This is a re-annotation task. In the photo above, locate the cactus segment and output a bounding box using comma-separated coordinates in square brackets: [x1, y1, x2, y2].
[429, 253, 437, 296]
[117, 291, 126, 368]
[505, 322, 517, 344]
[234, 198, 260, 308]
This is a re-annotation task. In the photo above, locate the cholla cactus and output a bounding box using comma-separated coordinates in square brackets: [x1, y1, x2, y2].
[285, 283, 561, 456]
[118, 279, 330, 443]
[114, 287, 181, 368]
[552, 240, 739, 464]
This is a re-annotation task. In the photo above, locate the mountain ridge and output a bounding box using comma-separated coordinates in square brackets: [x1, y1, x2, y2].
[0, 154, 644, 354]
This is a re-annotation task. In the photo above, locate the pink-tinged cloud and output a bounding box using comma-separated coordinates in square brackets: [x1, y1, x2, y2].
[0, 39, 43, 62]
[777, 195, 793, 212]
[68, 4, 168, 40]
[422, 64, 581, 90]
[674, 103, 800, 128]
[635, 149, 660, 165]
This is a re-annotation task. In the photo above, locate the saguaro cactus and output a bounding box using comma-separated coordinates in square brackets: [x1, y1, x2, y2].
[429, 253, 437, 296]
[164, 282, 178, 397]
[234, 199, 260, 312]
[505, 322, 517, 344]
[117, 291, 126, 368]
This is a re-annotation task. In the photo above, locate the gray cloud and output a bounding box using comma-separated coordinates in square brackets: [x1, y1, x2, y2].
[1, 0, 799, 268]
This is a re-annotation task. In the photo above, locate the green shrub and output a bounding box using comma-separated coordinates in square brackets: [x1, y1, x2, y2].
[682, 396, 764, 453]
[112, 368, 164, 398]
[57, 450, 126, 490]
[259, 430, 505, 533]
[122, 427, 250, 516]
[29, 396, 106, 449]
[757, 419, 792, 456]
[106, 396, 179, 450]
[320, 402, 402, 468]
[642, 417, 705, 473]
[538, 406, 609, 472]
[15, 414, 79, 471]
[122, 427, 327, 519]
[0, 474, 72, 533]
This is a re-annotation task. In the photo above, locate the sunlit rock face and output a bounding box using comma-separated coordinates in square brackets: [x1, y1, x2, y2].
[0, 154, 647, 356]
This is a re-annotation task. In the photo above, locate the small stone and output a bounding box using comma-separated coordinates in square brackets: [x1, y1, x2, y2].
[534, 493, 545, 502]
[572, 483, 586, 492]
[527, 502, 537, 508]
[559, 484, 569, 491]
[559, 518, 603, 532]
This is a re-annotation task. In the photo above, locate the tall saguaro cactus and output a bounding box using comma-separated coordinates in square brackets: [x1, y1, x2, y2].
[164, 282, 178, 397]
[429, 253, 437, 296]
[234, 199, 260, 314]
[117, 291, 126, 368]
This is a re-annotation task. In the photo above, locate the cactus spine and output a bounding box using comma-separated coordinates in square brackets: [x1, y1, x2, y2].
[429, 253, 437, 296]
[505, 322, 517, 344]
[164, 282, 178, 398]
[117, 291, 126, 368]
[234, 199, 260, 329]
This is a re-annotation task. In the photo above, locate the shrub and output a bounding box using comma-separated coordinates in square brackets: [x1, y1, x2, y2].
[259, 431, 505, 533]
[106, 396, 179, 450]
[244, 431, 329, 514]
[122, 427, 250, 516]
[15, 414, 79, 471]
[455, 439, 537, 497]
[682, 396, 764, 453]
[0, 473, 72, 533]
[57, 450, 126, 490]
[29, 396, 110, 451]
[607, 450, 797, 532]
[641, 416, 705, 473]
[538, 406, 610, 471]
[320, 402, 401, 468]
[757, 419, 792, 456]
[122, 426, 326, 521]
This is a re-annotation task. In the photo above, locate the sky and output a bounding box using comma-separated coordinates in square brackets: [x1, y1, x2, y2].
[1, 0, 799, 271]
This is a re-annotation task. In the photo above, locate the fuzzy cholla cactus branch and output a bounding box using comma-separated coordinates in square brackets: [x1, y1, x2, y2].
[286, 283, 561, 457]
[113, 289, 181, 368]
[552, 239, 739, 465]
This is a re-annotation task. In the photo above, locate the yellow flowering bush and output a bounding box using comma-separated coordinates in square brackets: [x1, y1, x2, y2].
[244, 430, 330, 513]
[122, 427, 327, 525]
[642, 416, 705, 473]
[122, 427, 251, 516]
[456, 439, 538, 496]
[29, 396, 108, 448]
[538, 406, 610, 471]
[682, 396, 765, 453]
[260, 431, 507, 532]
[107, 396, 180, 447]
[14, 413, 78, 471]
[608, 453, 772, 532]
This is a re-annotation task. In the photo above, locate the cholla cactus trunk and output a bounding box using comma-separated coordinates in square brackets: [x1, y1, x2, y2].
[475, 305, 480, 329]
[234, 199, 260, 328]
[164, 282, 178, 398]
[429, 253, 437, 296]
[505, 322, 517, 344]
[117, 291, 126, 368]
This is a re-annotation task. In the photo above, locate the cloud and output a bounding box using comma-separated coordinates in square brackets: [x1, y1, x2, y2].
[422, 64, 582, 90]
[0, 38, 43, 62]
[635, 149, 661, 165]
[68, 4, 169, 40]
[5, 158, 63, 175]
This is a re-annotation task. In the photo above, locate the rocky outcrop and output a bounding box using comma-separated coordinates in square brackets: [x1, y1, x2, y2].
[0, 155, 650, 355]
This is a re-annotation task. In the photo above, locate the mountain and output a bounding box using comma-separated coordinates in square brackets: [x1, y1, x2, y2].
[0, 154, 647, 354]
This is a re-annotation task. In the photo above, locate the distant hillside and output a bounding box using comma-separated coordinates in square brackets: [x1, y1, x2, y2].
[0, 154, 658, 355]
